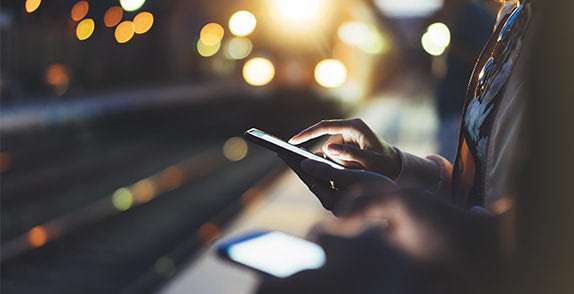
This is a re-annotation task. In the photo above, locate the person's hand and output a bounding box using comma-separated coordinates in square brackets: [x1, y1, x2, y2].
[288, 119, 401, 179]
[279, 156, 397, 215]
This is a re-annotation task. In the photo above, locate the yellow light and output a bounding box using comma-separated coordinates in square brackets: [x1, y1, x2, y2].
[274, 0, 321, 21]
[76, 18, 95, 41]
[200, 23, 224, 46]
[28, 226, 47, 247]
[25, 0, 41, 13]
[71, 1, 89, 21]
[229, 11, 256, 37]
[314, 59, 347, 88]
[112, 187, 133, 211]
[421, 22, 450, 56]
[197, 39, 221, 57]
[115, 21, 135, 43]
[225, 37, 252, 60]
[337, 22, 387, 54]
[243, 57, 275, 86]
[120, 0, 145, 12]
[133, 11, 154, 34]
[223, 137, 248, 161]
[104, 6, 123, 27]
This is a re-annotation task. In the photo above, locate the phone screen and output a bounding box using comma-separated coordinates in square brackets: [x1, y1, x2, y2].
[220, 231, 326, 278]
[246, 128, 344, 170]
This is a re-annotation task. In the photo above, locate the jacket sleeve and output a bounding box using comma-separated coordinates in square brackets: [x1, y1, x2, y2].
[393, 147, 453, 199]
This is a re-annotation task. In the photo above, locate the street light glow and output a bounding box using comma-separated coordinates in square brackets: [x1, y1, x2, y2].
[133, 11, 154, 34]
[274, 0, 321, 21]
[226, 37, 253, 60]
[76, 18, 95, 41]
[243, 58, 275, 86]
[337, 22, 387, 54]
[200, 23, 225, 46]
[421, 22, 450, 56]
[120, 0, 145, 12]
[115, 21, 135, 43]
[314, 59, 347, 88]
[229, 11, 256, 37]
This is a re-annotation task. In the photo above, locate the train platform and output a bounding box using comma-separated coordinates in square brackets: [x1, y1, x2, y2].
[159, 93, 438, 294]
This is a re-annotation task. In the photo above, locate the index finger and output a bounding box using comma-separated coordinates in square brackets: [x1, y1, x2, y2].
[288, 120, 356, 145]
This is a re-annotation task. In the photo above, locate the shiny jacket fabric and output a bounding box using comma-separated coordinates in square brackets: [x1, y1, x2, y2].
[396, 1, 534, 212]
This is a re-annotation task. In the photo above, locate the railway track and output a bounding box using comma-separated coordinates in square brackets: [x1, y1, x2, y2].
[0, 87, 342, 293]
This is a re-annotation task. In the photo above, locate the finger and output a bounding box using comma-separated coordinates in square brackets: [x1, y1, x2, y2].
[288, 119, 361, 145]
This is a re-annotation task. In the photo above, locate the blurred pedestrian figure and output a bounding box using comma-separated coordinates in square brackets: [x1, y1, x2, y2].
[435, 0, 495, 161]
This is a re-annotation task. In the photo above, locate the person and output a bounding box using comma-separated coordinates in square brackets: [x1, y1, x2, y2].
[260, 0, 536, 292]
[434, 0, 495, 161]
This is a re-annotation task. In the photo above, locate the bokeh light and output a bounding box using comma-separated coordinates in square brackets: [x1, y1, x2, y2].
[104, 6, 124, 27]
[243, 57, 275, 86]
[25, 0, 41, 13]
[120, 0, 145, 12]
[71, 1, 89, 21]
[132, 179, 155, 203]
[338, 22, 387, 54]
[115, 21, 135, 43]
[225, 37, 252, 60]
[160, 167, 183, 190]
[274, 0, 321, 21]
[133, 11, 154, 34]
[314, 59, 347, 88]
[155, 257, 175, 277]
[421, 22, 451, 56]
[197, 39, 221, 57]
[28, 226, 47, 247]
[200, 23, 225, 46]
[112, 187, 133, 211]
[229, 11, 256, 37]
[223, 137, 248, 161]
[45, 64, 70, 95]
[76, 18, 95, 41]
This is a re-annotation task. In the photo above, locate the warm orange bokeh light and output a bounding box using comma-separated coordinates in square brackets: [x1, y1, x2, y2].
[71, 1, 89, 21]
[133, 179, 156, 203]
[115, 21, 135, 43]
[104, 6, 124, 27]
[76, 18, 95, 40]
[160, 167, 184, 190]
[25, 0, 41, 13]
[28, 226, 48, 248]
[197, 222, 220, 244]
[0, 152, 11, 172]
[45, 64, 68, 85]
[133, 11, 154, 34]
[200, 23, 224, 46]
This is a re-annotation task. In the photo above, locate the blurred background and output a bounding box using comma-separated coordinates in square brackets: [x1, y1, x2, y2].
[0, 0, 500, 292]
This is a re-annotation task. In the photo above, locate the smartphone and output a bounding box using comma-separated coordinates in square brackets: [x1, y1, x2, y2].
[217, 231, 327, 278]
[244, 128, 345, 170]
